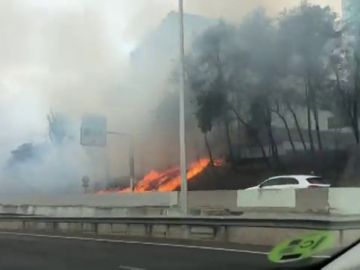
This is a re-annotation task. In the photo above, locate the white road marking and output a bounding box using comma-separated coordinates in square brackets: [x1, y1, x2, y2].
[0, 231, 330, 259]
[118, 265, 146, 270]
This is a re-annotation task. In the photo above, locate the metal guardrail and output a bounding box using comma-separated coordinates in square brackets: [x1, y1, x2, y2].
[1, 215, 360, 230]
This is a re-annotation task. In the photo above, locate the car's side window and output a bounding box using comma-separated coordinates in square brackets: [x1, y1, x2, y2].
[260, 179, 281, 187]
[278, 178, 299, 185]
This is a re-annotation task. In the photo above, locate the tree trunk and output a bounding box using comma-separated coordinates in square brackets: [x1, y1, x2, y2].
[307, 74, 322, 151]
[276, 111, 296, 154]
[312, 107, 323, 151]
[307, 104, 315, 152]
[265, 106, 278, 162]
[305, 83, 315, 153]
[223, 117, 235, 165]
[352, 102, 360, 144]
[287, 103, 307, 151]
[333, 64, 359, 144]
[353, 58, 360, 144]
[204, 132, 214, 167]
[228, 105, 271, 168]
[311, 91, 323, 151]
[267, 124, 278, 161]
[234, 91, 243, 154]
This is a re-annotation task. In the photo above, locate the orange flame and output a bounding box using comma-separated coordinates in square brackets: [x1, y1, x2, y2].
[98, 158, 213, 193]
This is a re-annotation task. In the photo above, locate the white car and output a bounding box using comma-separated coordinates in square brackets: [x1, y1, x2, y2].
[246, 175, 330, 190]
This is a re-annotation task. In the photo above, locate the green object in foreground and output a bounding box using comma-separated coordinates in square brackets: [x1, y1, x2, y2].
[268, 231, 334, 263]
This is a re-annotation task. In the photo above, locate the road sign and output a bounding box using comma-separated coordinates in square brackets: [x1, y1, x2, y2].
[80, 115, 107, 147]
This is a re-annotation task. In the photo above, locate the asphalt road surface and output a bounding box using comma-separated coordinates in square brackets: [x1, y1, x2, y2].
[0, 231, 325, 270]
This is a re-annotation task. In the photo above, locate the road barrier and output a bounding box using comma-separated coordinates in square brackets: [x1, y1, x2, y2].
[0, 188, 360, 217]
[0, 215, 360, 248]
[237, 188, 360, 215]
[0, 193, 179, 208]
[0, 191, 238, 217]
[0, 187, 360, 247]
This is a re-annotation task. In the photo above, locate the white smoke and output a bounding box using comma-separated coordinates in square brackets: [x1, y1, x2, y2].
[0, 0, 341, 193]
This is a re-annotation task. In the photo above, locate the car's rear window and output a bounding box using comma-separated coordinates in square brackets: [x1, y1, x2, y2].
[307, 177, 329, 185]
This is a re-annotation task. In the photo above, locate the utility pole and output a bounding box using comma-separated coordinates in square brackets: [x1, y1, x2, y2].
[129, 136, 135, 191]
[178, 0, 188, 215]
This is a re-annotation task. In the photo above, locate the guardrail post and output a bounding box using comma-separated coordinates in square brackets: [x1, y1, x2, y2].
[182, 225, 190, 239]
[52, 222, 57, 233]
[215, 226, 227, 242]
[145, 224, 152, 237]
[94, 223, 98, 235]
[339, 229, 344, 246]
[165, 224, 169, 238]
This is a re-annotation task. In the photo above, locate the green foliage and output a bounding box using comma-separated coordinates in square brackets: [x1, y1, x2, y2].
[186, 2, 348, 152]
[185, 1, 360, 153]
[195, 88, 226, 133]
[187, 23, 237, 133]
[278, 3, 337, 73]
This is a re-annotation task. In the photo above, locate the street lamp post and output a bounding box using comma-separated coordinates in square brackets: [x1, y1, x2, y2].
[178, 0, 188, 215]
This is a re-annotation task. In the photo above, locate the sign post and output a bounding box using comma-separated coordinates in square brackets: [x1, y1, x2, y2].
[80, 115, 135, 192]
[107, 131, 135, 192]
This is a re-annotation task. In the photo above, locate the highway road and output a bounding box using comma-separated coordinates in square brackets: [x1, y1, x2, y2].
[0, 231, 325, 269]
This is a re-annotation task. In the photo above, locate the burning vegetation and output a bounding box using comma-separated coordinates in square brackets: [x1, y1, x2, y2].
[98, 158, 222, 193]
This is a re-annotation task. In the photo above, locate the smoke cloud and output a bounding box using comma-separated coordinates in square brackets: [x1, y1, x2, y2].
[0, 0, 342, 193]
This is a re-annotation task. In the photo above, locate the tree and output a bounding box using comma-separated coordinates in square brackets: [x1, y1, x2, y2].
[331, 51, 360, 143]
[188, 10, 278, 167]
[271, 100, 297, 154]
[234, 9, 280, 163]
[188, 4, 343, 168]
[195, 90, 226, 166]
[285, 98, 308, 151]
[9, 143, 37, 163]
[47, 111, 69, 144]
[187, 22, 238, 165]
[278, 3, 338, 151]
[330, 0, 360, 144]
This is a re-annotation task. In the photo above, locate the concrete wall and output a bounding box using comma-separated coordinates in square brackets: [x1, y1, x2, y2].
[237, 190, 296, 208]
[237, 188, 360, 215]
[0, 193, 179, 217]
[188, 191, 238, 210]
[1, 188, 360, 217]
[328, 188, 360, 215]
[0, 205, 170, 218]
[0, 191, 239, 217]
[295, 189, 329, 213]
[0, 193, 178, 208]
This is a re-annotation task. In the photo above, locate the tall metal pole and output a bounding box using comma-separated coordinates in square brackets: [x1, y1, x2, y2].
[178, 0, 188, 215]
[129, 136, 135, 192]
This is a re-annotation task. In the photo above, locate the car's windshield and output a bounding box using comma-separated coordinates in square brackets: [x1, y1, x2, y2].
[1, 0, 360, 269]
